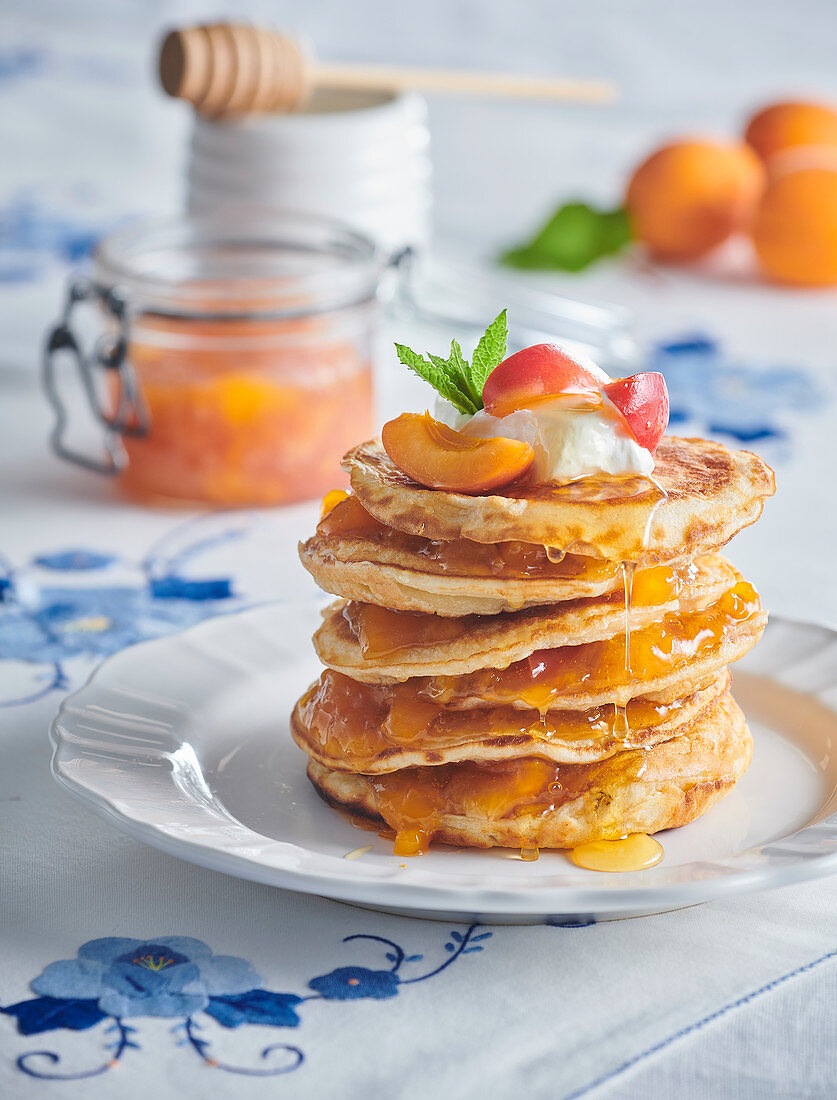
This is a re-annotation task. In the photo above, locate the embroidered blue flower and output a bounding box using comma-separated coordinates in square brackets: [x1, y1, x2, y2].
[31, 937, 261, 1019]
[204, 990, 303, 1028]
[33, 549, 118, 571]
[2, 925, 490, 1080]
[0, 515, 245, 706]
[308, 966, 400, 1001]
[0, 583, 234, 667]
[0, 47, 44, 84]
[650, 335, 827, 444]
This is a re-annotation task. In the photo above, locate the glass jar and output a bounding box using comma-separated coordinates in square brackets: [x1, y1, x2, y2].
[45, 212, 380, 507]
[44, 213, 638, 509]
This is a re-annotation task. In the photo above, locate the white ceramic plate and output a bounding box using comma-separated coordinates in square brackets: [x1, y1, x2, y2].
[50, 604, 837, 924]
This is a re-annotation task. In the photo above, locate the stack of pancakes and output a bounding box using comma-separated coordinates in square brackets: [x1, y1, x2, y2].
[294, 435, 775, 857]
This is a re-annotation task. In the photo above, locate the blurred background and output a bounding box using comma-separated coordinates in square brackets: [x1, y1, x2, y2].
[3, 0, 836, 321]
[2, 0, 836, 626]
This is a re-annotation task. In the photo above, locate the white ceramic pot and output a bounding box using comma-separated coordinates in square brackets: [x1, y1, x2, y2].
[186, 88, 432, 254]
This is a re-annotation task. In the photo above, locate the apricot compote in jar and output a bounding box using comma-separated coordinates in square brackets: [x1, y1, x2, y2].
[53, 214, 378, 507]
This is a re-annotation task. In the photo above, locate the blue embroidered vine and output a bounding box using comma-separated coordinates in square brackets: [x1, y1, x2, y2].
[1, 928, 491, 1079]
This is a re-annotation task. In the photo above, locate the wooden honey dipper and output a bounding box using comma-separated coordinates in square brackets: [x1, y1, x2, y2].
[159, 23, 617, 118]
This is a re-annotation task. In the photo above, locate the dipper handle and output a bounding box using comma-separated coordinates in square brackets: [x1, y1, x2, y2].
[159, 24, 616, 117]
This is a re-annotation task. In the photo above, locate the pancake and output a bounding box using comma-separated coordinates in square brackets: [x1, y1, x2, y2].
[307, 690, 752, 851]
[312, 556, 747, 682]
[301, 494, 696, 615]
[300, 533, 697, 616]
[292, 668, 731, 772]
[343, 435, 775, 565]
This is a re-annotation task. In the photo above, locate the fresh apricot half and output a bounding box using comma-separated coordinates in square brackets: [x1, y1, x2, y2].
[381, 412, 534, 494]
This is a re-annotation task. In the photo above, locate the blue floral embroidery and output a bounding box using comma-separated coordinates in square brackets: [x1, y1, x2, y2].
[0, 516, 248, 707]
[0, 47, 44, 83]
[650, 334, 827, 447]
[31, 938, 261, 1020]
[309, 965, 400, 1000]
[33, 550, 118, 572]
[1, 927, 491, 1079]
[0, 191, 106, 282]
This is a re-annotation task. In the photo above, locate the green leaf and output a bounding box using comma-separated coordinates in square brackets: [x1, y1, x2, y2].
[394, 343, 478, 415]
[469, 310, 508, 393]
[450, 339, 483, 406]
[428, 343, 479, 407]
[500, 203, 631, 273]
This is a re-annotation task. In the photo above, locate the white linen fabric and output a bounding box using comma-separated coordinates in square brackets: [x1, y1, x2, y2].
[2, 2, 837, 1098]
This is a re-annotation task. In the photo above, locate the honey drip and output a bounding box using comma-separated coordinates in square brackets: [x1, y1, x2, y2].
[545, 545, 567, 564]
[620, 560, 636, 674]
[570, 833, 664, 872]
[612, 704, 630, 742]
[520, 845, 540, 861]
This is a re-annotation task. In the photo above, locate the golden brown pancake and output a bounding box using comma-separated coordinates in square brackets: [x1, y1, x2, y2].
[292, 668, 730, 772]
[343, 436, 775, 565]
[307, 690, 752, 850]
[312, 557, 750, 683]
[300, 531, 699, 616]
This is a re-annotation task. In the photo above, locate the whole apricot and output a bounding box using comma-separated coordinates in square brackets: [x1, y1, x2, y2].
[745, 101, 837, 161]
[625, 140, 765, 260]
[751, 165, 837, 287]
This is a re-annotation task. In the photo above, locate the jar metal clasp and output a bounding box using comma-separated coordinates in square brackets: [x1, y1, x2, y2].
[43, 278, 150, 474]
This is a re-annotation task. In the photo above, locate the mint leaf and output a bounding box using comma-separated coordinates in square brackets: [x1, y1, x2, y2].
[469, 309, 508, 393]
[393, 314, 510, 414]
[394, 343, 478, 415]
[428, 342, 480, 408]
[500, 203, 631, 273]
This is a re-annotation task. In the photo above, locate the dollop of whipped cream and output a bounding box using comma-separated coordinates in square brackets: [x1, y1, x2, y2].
[434, 389, 654, 483]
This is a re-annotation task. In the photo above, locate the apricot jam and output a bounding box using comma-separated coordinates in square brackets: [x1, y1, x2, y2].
[317, 495, 620, 580]
[421, 582, 760, 710]
[118, 314, 372, 506]
[318, 495, 696, 596]
[338, 557, 709, 660]
[343, 602, 464, 659]
[298, 669, 694, 769]
[367, 752, 654, 855]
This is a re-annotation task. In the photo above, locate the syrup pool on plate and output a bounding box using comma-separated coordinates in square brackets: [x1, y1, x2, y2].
[571, 834, 664, 872]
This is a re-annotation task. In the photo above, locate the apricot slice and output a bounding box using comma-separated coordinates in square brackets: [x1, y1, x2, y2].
[381, 412, 534, 494]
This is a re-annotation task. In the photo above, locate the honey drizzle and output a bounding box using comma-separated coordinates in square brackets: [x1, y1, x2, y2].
[620, 561, 636, 674]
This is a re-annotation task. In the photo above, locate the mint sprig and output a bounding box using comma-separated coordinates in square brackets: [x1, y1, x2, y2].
[394, 310, 508, 415]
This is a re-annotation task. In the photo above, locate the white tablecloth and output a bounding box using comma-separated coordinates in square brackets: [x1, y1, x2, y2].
[3, 3, 837, 1097]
